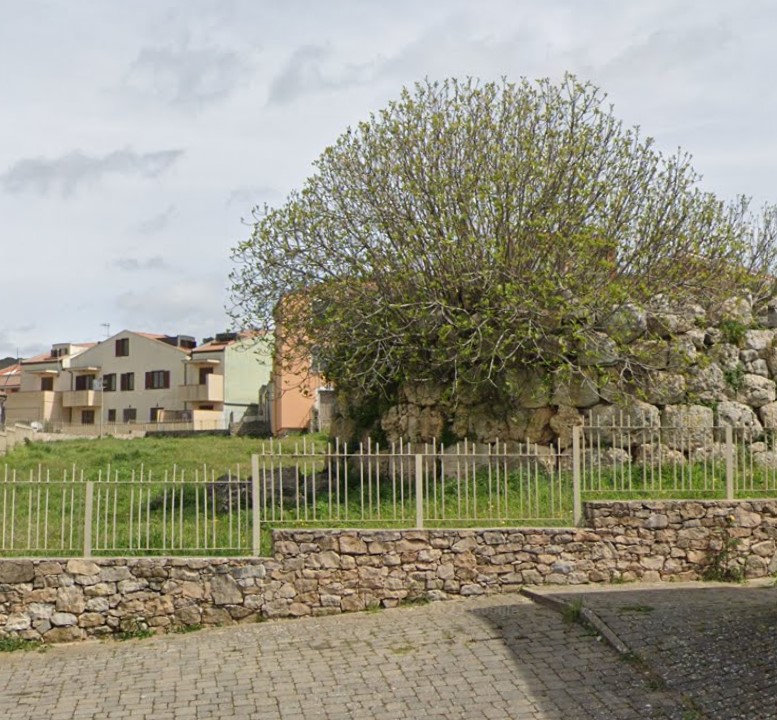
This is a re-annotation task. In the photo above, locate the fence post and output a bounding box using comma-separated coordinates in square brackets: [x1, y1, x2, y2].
[725, 425, 734, 501]
[415, 453, 424, 530]
[83, 481, 94, 558]
[251, 454, 261, 556]
[572, 426, 582, 526]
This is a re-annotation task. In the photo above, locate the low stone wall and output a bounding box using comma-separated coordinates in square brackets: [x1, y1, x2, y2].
[0, 423, 35, 456]
[2, 499, 776, 643]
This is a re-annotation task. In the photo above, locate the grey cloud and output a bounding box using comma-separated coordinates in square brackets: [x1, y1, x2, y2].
[1, 148, 184, 197]
[129, 42, 250, 108]
[134, 205, 177, 234]
[267, 44, 377, 105]
[115, 278, 226, 334]
[114, 256, 170, 272]
[0, 328, 45, 360]
[226, 186, 281, 209]
[600, 21, 732, 81]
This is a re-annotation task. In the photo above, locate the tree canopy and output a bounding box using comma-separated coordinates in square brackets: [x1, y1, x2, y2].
[230, 75, 777, 421]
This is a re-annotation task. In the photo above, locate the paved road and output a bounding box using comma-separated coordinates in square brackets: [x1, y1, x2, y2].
[0, 593, 685, 720]
[535, 581, 777, 720]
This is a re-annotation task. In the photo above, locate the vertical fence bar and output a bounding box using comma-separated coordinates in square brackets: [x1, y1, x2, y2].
[83, 481, 94, 558]
[572, 426, 582, 526]
[415, 453, 424, 529]
[252, 454, 261, 555]
[725, 425, 734, 501]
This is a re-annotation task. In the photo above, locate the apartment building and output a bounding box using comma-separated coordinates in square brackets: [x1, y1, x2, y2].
[0, 362, 21, 425]
[4, 342, 94, 425]
[64, 330, 194, 427]
[187, 332, 272, 427]
[6, 330, 273, 431]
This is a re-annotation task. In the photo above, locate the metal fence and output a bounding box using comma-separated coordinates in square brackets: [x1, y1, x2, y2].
[2, 425, 777, 557]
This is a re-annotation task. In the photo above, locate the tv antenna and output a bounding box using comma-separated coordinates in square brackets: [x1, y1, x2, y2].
[100, 323, 110, 339]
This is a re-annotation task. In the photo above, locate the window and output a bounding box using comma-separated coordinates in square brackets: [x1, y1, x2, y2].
[115, 338, 129, 357]
[107, 409, 116, 422]
[40, 376, 54, 392]
[103, 373, 116, 392]
[145, 370, 170, 390]
[122, 408, 137, 423]
[81, 410, 95, 425]
[150, 407, 163, 422]
[120, 372, 134, 391]
[199, 366, 214, 384]
[74, 374, 95, 391]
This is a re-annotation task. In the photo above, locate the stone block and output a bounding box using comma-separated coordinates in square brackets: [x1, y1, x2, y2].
[0, 561, 34, 583]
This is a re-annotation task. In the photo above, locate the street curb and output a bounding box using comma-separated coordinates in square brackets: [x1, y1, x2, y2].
[520, 587, 631, 655]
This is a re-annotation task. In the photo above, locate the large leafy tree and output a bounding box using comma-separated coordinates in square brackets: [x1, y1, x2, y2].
[230, 75, 777, 421]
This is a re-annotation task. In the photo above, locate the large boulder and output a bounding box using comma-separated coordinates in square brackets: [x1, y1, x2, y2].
[549, 405, 584, 449]
[640, 372, 687, 406]
[666, 335, 698, 371]
[716, 401, 763, 443]
[685, 363, 731, 404]
[646, 306, 704, 338]
[660, 404, 714, 450]
[743, 329, 776, 355]
[402, 382, 444, 407]
[628, 338, 669, 370]
[759, 402, 777, 431]
[709, 343, 741, 372]
[505, 368, 551, 409]
[736, 374, 776, 408]
[708, 295, 753, 326]
[601, 303, 647, 344]
[577, 332, 619, 367]
[551, 368, 600, 408]
[587, 400, 660, 446]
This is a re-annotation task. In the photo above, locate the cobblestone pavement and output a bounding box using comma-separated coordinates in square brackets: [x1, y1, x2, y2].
[533, 581, 777, 720]
[0, 593, 687, 720]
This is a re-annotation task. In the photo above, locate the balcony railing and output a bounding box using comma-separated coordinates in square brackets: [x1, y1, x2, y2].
[62, 390, 99, 408]
[179, 373, 224, 403]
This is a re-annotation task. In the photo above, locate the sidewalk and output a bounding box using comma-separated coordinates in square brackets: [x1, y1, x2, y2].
[0, 591, 687, 720]
[2, 581, 774, 719]
[524, 579, 777, 720]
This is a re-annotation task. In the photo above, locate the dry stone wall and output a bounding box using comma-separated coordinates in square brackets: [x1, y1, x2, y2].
[376, 295, 777, 446]
[1, 499, 777, 643]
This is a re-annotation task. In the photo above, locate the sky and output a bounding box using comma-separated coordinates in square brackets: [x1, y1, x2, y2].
[1, 0, 776, 359]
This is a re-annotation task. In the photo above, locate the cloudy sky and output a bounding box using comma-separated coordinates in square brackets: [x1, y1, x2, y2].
[1, 0, 776, 359]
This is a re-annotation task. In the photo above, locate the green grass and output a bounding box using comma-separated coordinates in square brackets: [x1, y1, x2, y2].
[1, 434, 330, 481]
[0, 636, 44, 652]
[3, 434, 777, 558]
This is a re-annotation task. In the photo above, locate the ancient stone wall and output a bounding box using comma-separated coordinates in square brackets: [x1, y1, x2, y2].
[2, 499, 776, 643]
[374, 295, 777, 446]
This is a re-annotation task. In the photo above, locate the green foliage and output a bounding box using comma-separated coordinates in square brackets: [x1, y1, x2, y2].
[172, 623, 203, 634]
[0, 435, 329, 480]
[0, 636, 43, 652]
[562, 598, 584, 625]
[231, 74, 777, 431]
[719, 319, 749, 346]
[116, 618, 154, 641]
[724, 363, 746, 391]
[116, 628, 155, 641]
[702, 519, 744, 583]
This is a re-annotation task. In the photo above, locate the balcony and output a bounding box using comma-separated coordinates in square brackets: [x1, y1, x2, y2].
[62, 390, 99, 408]
[4, 391, 58, 423]
[179, 373, 224, 403]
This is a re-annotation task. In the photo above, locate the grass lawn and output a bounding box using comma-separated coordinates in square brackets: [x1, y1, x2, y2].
[1, 433, 776, 558]
[0, 433, 330, 481]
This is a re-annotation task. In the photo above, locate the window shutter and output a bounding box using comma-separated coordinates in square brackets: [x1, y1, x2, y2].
[145, 372, 152, 389]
